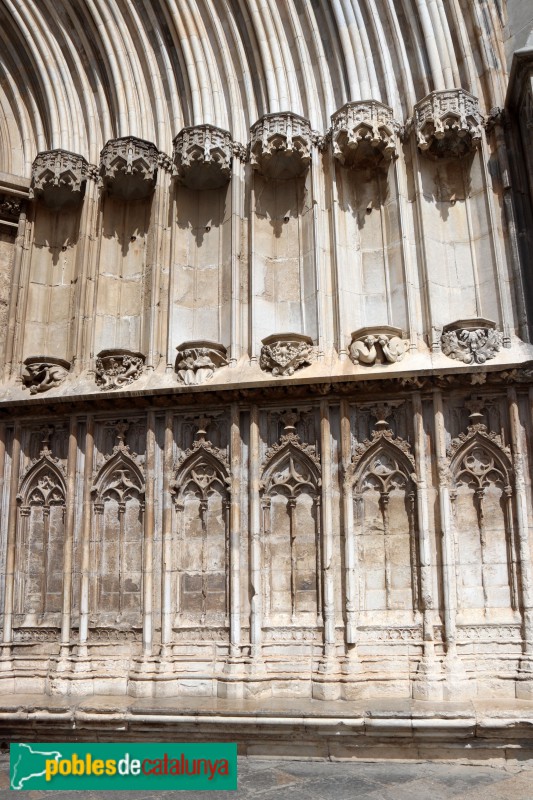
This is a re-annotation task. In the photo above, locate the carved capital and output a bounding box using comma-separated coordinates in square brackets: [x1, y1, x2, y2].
[0, 193, 23, 221]
[95, 349, 145, 390]
[349, 326, 409, 366]
[413, 89, 483, 159]
[173, 125, 233, 189]
[441, 319, 503, 365]
[259, 333, 314, 377]
[331, 100, 398, 167]
[22, 357, 70, 394]
[250, 112, 312, 179]
[30, 149, 89, 208]
[100, 137, 159, 199]
[175, 340, 228, 385]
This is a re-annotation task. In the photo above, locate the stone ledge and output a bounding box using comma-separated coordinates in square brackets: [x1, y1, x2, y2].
[1, 694, 533, 763]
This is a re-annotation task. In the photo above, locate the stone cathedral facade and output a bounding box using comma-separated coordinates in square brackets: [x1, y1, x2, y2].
[0, 0, 532, 708]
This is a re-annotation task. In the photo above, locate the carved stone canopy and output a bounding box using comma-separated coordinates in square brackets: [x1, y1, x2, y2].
[173, 125, 233, 189]
[259, 332, 314, 377]
[349, 326, 409, 366]
[95, 349, 145, 390]
[100, 137, 159, 199]
[250, 112, 312, 179]
[175, 340, 228, 385]
[413, 89, 483, 159]
[331, 100, 398, 167]
[22, 356, 70, 394]
[441, 318, 503, 365]
[30, 149, 89, 208]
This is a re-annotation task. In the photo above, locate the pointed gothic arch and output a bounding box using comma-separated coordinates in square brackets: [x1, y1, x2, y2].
[15, 452, 67, 620]
[170, 441, 231, 631]
[345, 430, 420, 618]
[90, 444, 145, 627]
[259, 433, 322, 627]
[448, 426, 518, 615]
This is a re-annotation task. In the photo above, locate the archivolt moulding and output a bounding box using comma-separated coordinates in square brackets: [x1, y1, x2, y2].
[22, 357, 70, 394]
[250, 112, 312, 179]
[173, 125, 233, 189]
[30, 149, 89, 208]
[100, 137, 159, 199]
[331, 100, 398, 167]
[441, 319, 503, 364]
[349, 326, 409, 366]
[259, 333, 315, 377]
[413, 89, 483, 159]
[175, 341, 228, 385]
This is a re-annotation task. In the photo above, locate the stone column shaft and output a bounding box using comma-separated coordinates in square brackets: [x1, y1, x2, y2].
[3, 208, 27, 379]
[142, 410, 156, 656]
[412, 393, 435, 646]
[2, 423, 21, 654]
[249, 406, 262, 660]
[161, 410, 174, 654]
[78, 415, 94, 654]
[340, 400, 357, 643]
[229, 403, 241, 656]
[320, 400, 336, 657]
[59, 416, 79, 657]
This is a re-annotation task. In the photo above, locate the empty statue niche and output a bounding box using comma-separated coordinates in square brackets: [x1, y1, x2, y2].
[252, 171, 318, 347]
[95, 194, 152, 355]
[170, 438, 230, 634]
[417, 150, 502, 329]
[23, 201, 82, 362]
[90, 422, 145, 628]
[449, 429, 518, 624]
[348, 432, 421, 626]
[335, 158, 408, 336]
[260, 432, 322, 628]
[171, 181, 231, 347]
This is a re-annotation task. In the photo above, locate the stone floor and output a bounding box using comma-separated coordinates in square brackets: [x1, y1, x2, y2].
[2, 753, 533, 799]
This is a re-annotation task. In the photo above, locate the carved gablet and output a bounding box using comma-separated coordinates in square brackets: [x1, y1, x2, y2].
[349, 326, 409, 366]
[95, 349, 145, 390]
[173, 125, 233, 189]
[22, 357, 70, 394]
[175, 340, 228, 385]
[331, 101, 398, 167]
[100, 137, 158, 199]
[414, 89, 483, 159]
[17, 427, 66, 516]
[260, 333, 314, 377]
[441, 319, 503, 365]
[30, 149, 89, 208]
[250, 112, 312, 179]
[92, 423, 145, 515]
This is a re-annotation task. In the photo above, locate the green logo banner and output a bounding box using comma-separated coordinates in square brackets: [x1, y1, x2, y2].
[10, 742, 237, 791]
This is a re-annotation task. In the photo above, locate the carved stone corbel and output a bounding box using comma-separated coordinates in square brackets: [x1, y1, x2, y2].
[349, 326, 409, 366]
[441, 319, 503, 365]
[259, 333, 314, 377]
[250, 112, 312, 179]
[100, 137, 159, 199]
[175, 340, 228, 385]
[95, 349, 145, 390]
[413, 89, 483, 159]
[22, 357, 70, 394]
[331, 101, 398, 167]
[173, 125, 233, 189]
[30, 149, 89, 208]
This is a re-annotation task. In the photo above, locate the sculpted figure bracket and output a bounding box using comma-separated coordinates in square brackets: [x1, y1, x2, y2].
[22, 357, 70, 394]
[95, 350, 145, 391]
[349, 326, 409, 366]
[260, 333, 315, 377]
[441, 319, 503, 365]
[175, 341, 228, 385]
